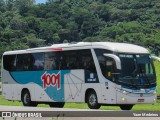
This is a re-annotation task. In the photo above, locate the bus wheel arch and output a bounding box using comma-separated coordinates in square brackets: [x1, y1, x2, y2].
[85, 88, 101, 109]
[21, 88, 37, 107]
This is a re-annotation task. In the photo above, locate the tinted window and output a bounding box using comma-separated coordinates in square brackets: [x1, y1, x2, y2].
[60, 51, 78, 69]
[95, 49, 118, 81]
[79, 50, 96, 73]
[3, 49, 96, 72]
[60, 49, 96, 73]
[44, 52, 61, 70]
[16, 54, 32, 71]
[3, 55, 16, 71]
[95, 48, 113, 75]
[31, 53, 44, 70]
[119, 54, 135, 77]
[94, 49, 112, 58]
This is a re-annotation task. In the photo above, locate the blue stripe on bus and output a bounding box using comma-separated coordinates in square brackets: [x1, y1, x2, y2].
[122, 86, 156, 91]
[10, 70, 70, 102]
[150, 87, 156, 90]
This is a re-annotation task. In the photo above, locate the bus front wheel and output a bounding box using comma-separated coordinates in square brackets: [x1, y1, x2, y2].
[87, 91, 101, 109]
[120, 105, 133, 110]
[21, 90, 37, 107]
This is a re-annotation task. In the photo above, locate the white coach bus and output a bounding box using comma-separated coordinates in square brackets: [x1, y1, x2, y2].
[1, 42, 157, 110]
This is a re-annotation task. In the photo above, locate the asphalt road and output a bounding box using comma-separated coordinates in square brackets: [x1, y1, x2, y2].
[0, 105, 96, 112]
[0, 105, 160, 120]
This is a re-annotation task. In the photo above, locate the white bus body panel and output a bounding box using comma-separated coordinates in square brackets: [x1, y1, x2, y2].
[2, 42, 156, 105]
[64, 70, 84, 102]
[2, 70, 53, 102]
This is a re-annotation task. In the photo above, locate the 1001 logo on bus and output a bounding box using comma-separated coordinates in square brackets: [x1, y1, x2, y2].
[41, 72, 61, 90]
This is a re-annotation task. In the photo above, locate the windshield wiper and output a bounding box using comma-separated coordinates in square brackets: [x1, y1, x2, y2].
[138, 64, 151, 86]
[132, 59, 138, 77]
[121, 76, 135, 85]
[119, 80, 143, 89]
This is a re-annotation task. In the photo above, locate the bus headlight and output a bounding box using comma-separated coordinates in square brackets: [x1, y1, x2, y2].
[117, 89, 129, 94]
[153, 91, 157, 95]
[122, 90, 127, 94]
[121, 97, 126, 101]
[120, 90, 129, 94]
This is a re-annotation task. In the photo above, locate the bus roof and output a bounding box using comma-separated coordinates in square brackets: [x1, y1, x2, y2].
[92, 42, 149, 54]
[3, 42, 149, 55]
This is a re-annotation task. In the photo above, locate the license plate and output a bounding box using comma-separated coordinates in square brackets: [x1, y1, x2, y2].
[137, 99, 144, 102]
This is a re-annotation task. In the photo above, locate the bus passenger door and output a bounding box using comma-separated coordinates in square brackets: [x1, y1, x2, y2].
[102, 54, 121, 104]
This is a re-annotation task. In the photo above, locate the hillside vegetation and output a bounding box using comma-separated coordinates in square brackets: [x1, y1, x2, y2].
[0, 0, 160, 53]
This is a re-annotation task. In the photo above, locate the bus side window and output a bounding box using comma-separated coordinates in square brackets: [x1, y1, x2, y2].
[61, 51, 78, 70]
[97, 56, 106, 76]
[16, 54, 25, 71]
[45, 52, 56, 70]
[3, 55, 16, 71]
[79, 50, 96, 73]
[105, 58, 117, 82]
[106, 60, 113, 79]
[31, 53, 44, 71]
[67, 57, 77, 69]
[59, 49, 96, 73]
[59, 56, 67, 70]
[16, 54, 31, 71]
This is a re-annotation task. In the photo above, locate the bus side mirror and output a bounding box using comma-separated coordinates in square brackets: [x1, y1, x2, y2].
[103, 54, 121, 70]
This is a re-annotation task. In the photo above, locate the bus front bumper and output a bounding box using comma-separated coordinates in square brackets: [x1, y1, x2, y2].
[116, 92, 157, 104]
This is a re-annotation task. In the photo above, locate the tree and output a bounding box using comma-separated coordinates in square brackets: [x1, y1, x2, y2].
[24, 33, 44, 48]
[25, 16, 40, 32]
[0, 0, 6, 12]
[96, 4, 111, 21]
[14, 0, 35, 15]
[5, 0, 14, 11]
[10, 14, 28, 32]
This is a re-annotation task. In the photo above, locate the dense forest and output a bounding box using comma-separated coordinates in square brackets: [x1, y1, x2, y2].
[0, 0, 160, 56]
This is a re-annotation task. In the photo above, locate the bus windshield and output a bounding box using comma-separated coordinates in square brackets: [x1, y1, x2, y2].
[118, 54, 156, 88]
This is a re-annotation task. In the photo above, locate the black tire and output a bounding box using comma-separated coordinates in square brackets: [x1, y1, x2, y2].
[21, 90, 37, 107]
[87, 91, 101, 109]
[49, 102, 65, 108]
[120, 105, 133, 110]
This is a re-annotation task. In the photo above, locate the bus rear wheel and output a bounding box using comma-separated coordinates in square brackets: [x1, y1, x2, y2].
[87, 91, 101, 109]
[49, 102, 65, 108]
[21, 90, 37, 107]
[120, 105, 133, 110]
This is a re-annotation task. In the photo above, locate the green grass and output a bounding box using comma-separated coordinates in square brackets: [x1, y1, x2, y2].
[154, 61, 160, 96]
[65, 101, 160, 111]
[0, 95, 160, 111]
